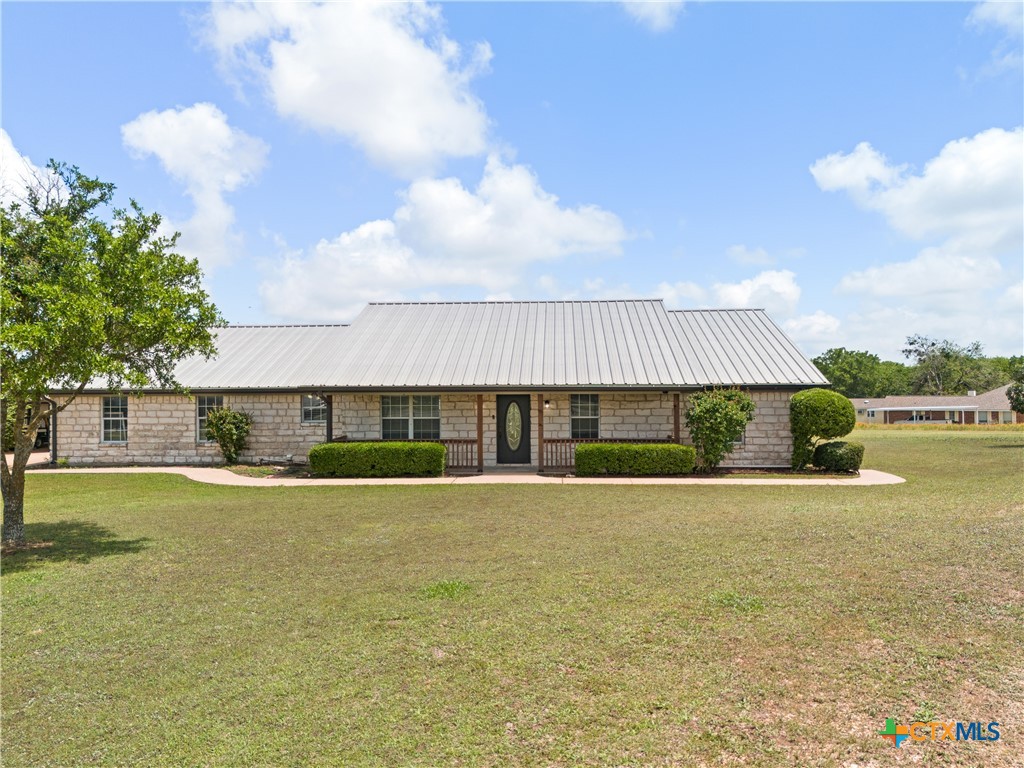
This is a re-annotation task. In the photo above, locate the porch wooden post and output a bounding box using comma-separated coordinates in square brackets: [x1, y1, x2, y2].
[673, 393, 680, 443]
[537, 393, 545, 473]
[324, 394, 333, 442]
[476, 394, 484, 473]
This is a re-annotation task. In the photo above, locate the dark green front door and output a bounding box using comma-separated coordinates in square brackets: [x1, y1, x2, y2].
[496, 395, 531, 464]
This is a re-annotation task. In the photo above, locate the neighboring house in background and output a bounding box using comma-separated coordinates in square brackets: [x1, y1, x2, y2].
[852, 385, 1024, 425]
[48, 300, 828, 471]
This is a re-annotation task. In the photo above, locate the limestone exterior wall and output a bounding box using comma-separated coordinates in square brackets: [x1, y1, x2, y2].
[540, 390, 793, 468]
[53, 389, 796, 468]
[710, 390, 793, 468]
[53, 393, 331, 466]
[332, 393, 509, 466]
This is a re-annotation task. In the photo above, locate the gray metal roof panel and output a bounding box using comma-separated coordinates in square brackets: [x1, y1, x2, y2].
[667, 309, 828, 387]
[110, 301, 826, 391]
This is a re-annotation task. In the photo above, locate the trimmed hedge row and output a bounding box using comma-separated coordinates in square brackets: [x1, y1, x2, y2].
[812, 440, 865, 473]
[308, 441, 446, 478]
[575, 443, 696, 477]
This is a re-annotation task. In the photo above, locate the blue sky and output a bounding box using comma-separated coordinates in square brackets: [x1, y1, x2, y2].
[2, 1, 1021, 361]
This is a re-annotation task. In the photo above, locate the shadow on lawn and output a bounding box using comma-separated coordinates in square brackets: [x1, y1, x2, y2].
[1, 520, 149, 574]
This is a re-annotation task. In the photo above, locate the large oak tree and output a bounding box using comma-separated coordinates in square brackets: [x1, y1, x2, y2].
[1, 162, 221, 545]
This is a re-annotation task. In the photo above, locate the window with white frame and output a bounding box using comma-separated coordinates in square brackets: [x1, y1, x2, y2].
[570, 394, 600, 439]
[978, 411, 989, 424]
[301, 394, 327, 424]
[380, 395, 441, 439]
[196, 395, 224, 443]
[102, 396, 128, 443]
[867, 410, 876, 418]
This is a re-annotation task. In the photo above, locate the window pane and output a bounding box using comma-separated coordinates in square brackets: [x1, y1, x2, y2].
[301, 394, 326, 423]
[102, 396, 128, 442]
[570, 394, 599, 438]
[381, 396, 408, 419]
[382, 418, 408, 440]
[413, 395, 440, 418]
[197, 395, 224, 442]
[571, 417, 599, 439]
[412, 419, 440, 440]
[571, 394, 599, 418]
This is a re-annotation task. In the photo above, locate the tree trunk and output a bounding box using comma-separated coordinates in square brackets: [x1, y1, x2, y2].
[2, 402, 36, 545]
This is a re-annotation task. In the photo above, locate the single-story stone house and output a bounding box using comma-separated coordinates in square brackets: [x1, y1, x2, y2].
[852, 385, 1024, 425]
[49, 300, 829, 470]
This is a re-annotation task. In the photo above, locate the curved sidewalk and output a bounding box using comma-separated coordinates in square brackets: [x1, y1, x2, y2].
[34, 466, 906, 487]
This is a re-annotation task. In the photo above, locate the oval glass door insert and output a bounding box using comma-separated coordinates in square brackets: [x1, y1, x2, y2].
[505, 402, 522, 451]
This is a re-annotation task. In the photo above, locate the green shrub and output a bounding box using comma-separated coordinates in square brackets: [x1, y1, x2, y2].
[684, 388, 756, 472]
[812, 441, 864, 473]
[790, 388, 856, 469]
[308, 441, 446, 478]
[574, 443, 696, 476]
[204, 407, 254, 464]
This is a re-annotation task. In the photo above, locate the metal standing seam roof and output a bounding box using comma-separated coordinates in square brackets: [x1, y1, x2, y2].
[128, 300, 828, 391]
[667, 309, 829, 386]
[169, 324, 350, 389]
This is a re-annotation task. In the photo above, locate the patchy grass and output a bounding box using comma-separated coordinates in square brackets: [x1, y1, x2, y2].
[421, 579, 472, 600]
[706, 589, 765, 614]
[2, 429, 1022, 766]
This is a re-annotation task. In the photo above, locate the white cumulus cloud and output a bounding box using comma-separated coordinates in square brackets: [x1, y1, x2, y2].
[812, 126, 1024, 357]
[122, 102, 269, 271]
[620, 1, 684, 33]
[203, 1, 491, 178]
[260, 156, 629, 320]
[783, 311, 842, 351]
[968, 1, 1023, 37]
[712, 269, 801, 317]
[656, 280, 707, 307]
[0, 130, 55, 206]
[813, 127, 1022, 250]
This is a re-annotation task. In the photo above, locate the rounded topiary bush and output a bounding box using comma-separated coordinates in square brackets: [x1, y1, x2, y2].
[813, 441, 865, 473]
[790, 388, 856, 469]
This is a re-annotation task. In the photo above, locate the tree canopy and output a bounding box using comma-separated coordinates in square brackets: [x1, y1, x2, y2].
[1007, 366, 1024, 415]
[812, 341, 1016, 399]
[1, 161, 222, 544]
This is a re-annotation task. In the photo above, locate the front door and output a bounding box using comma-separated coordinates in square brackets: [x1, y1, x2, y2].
[496, 395, 531, 464]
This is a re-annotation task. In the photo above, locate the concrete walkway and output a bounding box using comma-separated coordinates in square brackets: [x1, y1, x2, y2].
[31, 466, 906, 487]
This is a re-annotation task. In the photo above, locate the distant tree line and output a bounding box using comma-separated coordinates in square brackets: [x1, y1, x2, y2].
[812, 336, 1023, 400]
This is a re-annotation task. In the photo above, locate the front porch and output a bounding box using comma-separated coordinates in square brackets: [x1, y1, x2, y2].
[323, 391, 684, 473]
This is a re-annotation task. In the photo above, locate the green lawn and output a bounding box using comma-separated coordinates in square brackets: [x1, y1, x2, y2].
[2, 429, 1022, 766]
